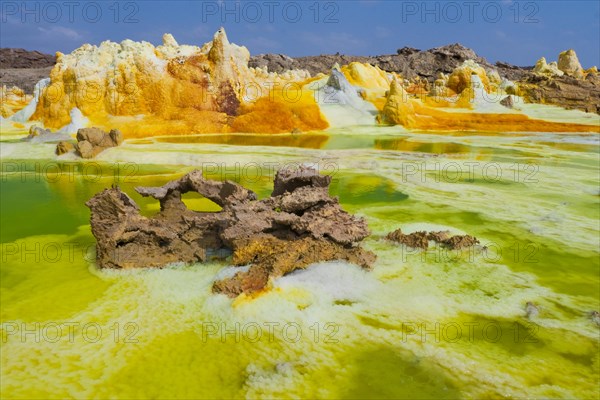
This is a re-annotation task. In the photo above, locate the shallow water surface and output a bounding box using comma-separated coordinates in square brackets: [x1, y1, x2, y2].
[1, 128, 599, 399]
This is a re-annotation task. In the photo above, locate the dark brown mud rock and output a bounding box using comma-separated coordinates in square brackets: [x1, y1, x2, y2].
[387, 229, 480, 251]
[427, 231, 451, 242]
[86, 167, 375, 297]
[213, 236, 375, 297]
[271, 166, 332, 196]
[442, 235, 480, 250]
[386, 229, 429, 249]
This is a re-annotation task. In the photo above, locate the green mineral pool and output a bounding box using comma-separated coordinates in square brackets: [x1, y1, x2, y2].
[1, 127, 598, 399]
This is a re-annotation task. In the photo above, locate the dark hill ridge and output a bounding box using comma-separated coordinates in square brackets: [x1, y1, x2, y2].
[1, 48, 56, 93]
[0, 48, 56, 68]
[249, 43, 534, 82]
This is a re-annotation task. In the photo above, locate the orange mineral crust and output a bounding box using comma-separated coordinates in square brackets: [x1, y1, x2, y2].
[231, 90, 329, 134]
[383, 101, 600, 133]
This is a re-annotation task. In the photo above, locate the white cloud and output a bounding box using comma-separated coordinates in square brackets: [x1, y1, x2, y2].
[37, 26, 82, 40]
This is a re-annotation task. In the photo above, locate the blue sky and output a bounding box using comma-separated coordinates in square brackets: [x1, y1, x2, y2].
[1, 1, 599, 67]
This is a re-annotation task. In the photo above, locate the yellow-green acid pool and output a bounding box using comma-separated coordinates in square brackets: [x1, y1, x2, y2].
[1, 127, 599, 399]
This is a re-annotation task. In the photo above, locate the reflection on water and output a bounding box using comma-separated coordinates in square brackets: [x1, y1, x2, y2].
[537, 141, 600, 153]
[375, 138, 473, 154]
[330, 174, 409, 205]
[151, 133, 330, 149]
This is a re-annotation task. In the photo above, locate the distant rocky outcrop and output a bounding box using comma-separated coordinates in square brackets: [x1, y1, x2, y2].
[75, 127, 123, 158]
[0, 48, 56, 69]
[519, 73, 600, 114]
[86, 167, 375, 297]
[0, 48, 55, 93]
[525, 49, 600, 112]
[533, 57, 564, 77]
[250, 44, 530, 82]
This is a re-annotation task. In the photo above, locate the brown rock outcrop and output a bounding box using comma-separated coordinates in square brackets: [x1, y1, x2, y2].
[75, 127, 123, 158]
[557, 49, 584, 79]
[443, 235, 480, 250]
[250, 43, 492, 81]
[86, 167, 375, 297]
[518, 73, 600, 114]
[386, 230, 429, 249]
[213, 236, 376, 297]
[387, 229, 479, 250]
[55, 141, 74, 155]
[499, 95, 515, 109]
[427, 231, 452, 242]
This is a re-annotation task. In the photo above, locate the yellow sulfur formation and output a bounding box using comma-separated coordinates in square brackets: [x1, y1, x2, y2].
[29, 29, 312, 136]
[6, 35, 598, 136]
[231, 88, 329, 134]
[0, 86, 32, 118]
